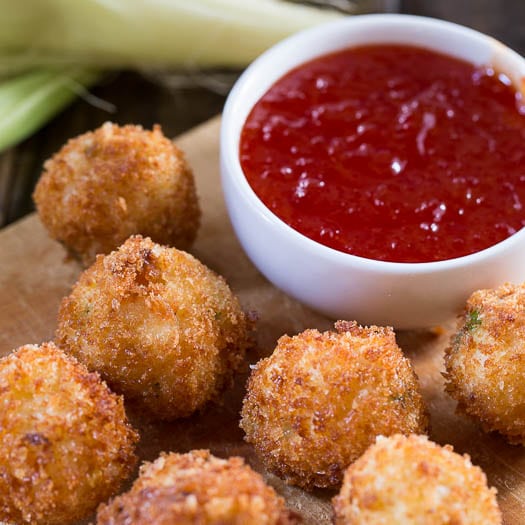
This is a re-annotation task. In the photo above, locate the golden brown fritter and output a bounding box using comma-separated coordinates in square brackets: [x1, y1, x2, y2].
[33, 122, 200, 265]
[240, 321, 428, 490]
[96, 450, 300, 525]
[0, 342, 138, 525]
[333, 434, 501, 525]
[444, 282, 525, 444]
[56, 235, 250, 420]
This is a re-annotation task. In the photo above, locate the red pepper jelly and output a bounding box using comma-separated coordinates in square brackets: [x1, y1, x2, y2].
[239, 45, 525, 263]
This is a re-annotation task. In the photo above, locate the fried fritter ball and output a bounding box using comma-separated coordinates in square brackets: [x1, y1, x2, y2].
[33, 122, 200, 265]
[240, 321, 428, 489]
[0, 342, 138, 525]
[445, 282, 525, 444]
[56, 235, 249, 420]
[96, 450, 300, 525]
[333, 434, 501, 525]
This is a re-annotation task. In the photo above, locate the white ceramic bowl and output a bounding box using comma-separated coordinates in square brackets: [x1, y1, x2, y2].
[220, 14, 525, 329]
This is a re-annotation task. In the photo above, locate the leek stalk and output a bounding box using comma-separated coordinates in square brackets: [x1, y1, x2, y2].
[0, 0, 342, 75]
[0, 68, 100, 152]
[0, 0, 342, 152]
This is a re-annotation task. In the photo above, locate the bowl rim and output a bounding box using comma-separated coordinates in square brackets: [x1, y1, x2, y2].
[221, 13, 525, 276]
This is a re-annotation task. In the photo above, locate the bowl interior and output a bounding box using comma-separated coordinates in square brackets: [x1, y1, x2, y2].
[222, 14, 525, 271]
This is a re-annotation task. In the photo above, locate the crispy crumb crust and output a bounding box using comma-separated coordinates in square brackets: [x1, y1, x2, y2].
[444, 282, 525, 444]
[240, 321, 428, 490]
[0, 342, 138, 525]
[333, 434, 501, 525]
[33, 122, 200, 265]
[96, 450, 300, 525]
[56, 235, 250, 420]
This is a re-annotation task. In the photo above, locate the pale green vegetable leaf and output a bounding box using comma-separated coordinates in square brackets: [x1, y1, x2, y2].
[0, 0, 343, 153]
[0, 68, 99, 152]
[0, 0, 343, 75]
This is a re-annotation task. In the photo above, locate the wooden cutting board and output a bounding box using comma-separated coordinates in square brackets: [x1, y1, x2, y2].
[1, 116, 524, 524]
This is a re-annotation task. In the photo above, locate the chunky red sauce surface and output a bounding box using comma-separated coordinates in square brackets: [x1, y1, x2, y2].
[240, 45, 525, 263]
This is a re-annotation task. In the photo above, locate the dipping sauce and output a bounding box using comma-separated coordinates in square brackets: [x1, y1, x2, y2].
[240, 45, 525, 263]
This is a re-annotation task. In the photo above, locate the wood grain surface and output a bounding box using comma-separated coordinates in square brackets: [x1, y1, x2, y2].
[1, 117, 524, 524]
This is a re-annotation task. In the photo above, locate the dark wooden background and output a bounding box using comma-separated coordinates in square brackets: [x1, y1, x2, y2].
[0, 0, 523, 228]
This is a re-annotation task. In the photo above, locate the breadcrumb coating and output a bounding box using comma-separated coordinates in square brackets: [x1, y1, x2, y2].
[240, 321, 428, 489]
[333, 434, 501, 525]
[33, 122, 200, 265]
[444, 282, 525, 444]
[56, 235, 249, 420]
[96, 450, 300, 524]
[0, 342, 138, 525]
